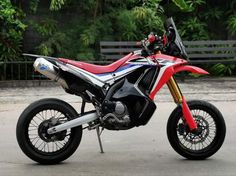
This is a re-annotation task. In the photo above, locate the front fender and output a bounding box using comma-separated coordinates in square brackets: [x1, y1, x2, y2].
[174, 65, 209, 75]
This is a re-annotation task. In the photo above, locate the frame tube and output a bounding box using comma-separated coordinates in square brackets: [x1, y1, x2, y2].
[47, 112, 98, 134]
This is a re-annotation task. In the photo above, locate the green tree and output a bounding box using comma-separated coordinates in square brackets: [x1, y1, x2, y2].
[24, 0, 195, 60]
[0, 0, 26, 61]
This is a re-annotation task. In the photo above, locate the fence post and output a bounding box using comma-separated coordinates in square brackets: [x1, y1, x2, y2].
[4, 62, 7, 80]
[25, 61, 27, 80]
[18, 63, 20, 80]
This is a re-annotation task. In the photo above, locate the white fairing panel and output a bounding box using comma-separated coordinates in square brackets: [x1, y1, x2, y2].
[150, 58, 176, 93]
[64, 63, 143, 87]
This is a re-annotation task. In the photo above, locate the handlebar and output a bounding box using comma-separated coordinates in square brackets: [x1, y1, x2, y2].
[139, 17, 188, 60]
[140, 33, 168, 56]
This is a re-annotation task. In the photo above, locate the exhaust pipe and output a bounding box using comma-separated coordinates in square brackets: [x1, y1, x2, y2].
[33, 58, 68, 89]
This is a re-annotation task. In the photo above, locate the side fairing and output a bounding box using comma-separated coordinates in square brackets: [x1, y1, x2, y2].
[149, 64, 175, 100]
[58, 54, 156, 88]
[97, 64, 143, 83]
[149, 54, 208, 100]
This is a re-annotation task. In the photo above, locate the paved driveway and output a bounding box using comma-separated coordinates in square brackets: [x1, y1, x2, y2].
[0, 78, 236, 176]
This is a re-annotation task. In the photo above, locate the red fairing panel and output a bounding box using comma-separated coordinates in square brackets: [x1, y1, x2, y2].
[149, 56, 209, 100]
[174, 65, 209, 75]
[154, 53, 187, 63]
[149, 66, 174, 100]
[149, 54, 186, 100]
[182, 96, 197, 130]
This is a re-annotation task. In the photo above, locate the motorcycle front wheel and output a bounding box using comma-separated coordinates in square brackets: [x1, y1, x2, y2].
[16, 98, 82, 164]
[167, 100, 226, 160]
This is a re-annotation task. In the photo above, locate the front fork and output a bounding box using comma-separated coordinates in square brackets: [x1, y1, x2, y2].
[167, 77, 197, 131]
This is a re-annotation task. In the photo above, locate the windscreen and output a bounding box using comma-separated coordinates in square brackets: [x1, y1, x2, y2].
[165, 17, 188, 60]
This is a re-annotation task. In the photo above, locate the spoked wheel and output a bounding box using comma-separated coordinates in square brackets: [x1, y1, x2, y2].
[16, 98, 82, 164]
[167, 100, 226, 160]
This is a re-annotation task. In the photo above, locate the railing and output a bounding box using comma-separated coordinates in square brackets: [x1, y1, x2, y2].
[0, 58, 109, 81]
[100, 40, 236, 64]
[2, 40, 236, 81]
[0, 60, 42, 81]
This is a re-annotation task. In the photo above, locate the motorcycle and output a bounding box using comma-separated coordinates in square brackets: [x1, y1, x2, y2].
[16, 17, 226, 164]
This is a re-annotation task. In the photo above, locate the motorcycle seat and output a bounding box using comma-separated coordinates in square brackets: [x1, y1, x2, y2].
[58, 53, 132, 74]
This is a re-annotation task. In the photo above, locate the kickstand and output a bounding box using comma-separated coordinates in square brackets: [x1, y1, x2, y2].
[96, 126, 104, 153]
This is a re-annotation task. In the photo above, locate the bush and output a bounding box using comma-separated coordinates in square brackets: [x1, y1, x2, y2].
[0, 0, 26, 61]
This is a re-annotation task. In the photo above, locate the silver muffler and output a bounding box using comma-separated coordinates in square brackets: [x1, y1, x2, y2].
[33, 57, 68, 89]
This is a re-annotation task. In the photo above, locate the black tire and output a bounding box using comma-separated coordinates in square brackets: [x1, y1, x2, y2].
[167, 100, 226, 160]
[16, 98, 83, 164]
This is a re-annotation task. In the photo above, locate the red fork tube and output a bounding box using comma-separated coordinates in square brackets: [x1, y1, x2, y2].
[167, 77, 197, 131]
[181, 96, 197, 130]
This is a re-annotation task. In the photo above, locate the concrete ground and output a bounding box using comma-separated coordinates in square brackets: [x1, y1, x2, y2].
[0, 77, 236, 176]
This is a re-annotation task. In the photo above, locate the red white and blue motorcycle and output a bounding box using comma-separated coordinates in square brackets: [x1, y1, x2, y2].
[16, 17, 226, 164]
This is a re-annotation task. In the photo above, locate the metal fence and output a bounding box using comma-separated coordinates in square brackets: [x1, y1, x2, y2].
[0, 60, 44, 81]
[0, 58, 109, 81]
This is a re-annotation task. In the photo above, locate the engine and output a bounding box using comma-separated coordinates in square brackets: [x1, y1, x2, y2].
[100, 66, 158, 130]
[101, 101, 131, 130]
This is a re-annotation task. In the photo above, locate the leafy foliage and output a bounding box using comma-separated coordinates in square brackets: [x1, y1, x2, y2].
[29, 19, 58, 37]
[37, 32, 67, 56]
[29, 0, 40, 13]
[186, 0, 205, 10]
[115, 10, 138, 40]
[50, 0, 66, 11]
[133, 5, 164, 34]
[203, 7, 223, 20]
[227, 15, 236, 35]
[210, 63, 236, 76]
[0, 0, 67, 63]
[178, 17, 209, 40]
[0, 0, 26, 61]
[172, 0, 193, 12]
[28, 0, 166, 59]
[1, 0, 236, 77]
[80, 25, 98, 46]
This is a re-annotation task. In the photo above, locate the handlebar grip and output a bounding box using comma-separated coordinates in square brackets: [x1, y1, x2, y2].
[148, 33, 156, 43]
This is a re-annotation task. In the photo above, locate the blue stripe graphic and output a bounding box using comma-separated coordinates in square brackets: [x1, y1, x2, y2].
[95, 63, 154, 77]
[96, 64, 136, 77]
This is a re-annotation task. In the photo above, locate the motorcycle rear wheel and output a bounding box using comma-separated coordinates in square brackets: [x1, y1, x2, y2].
[167, 100, 226, 160]
[16, 98, 82, 164]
